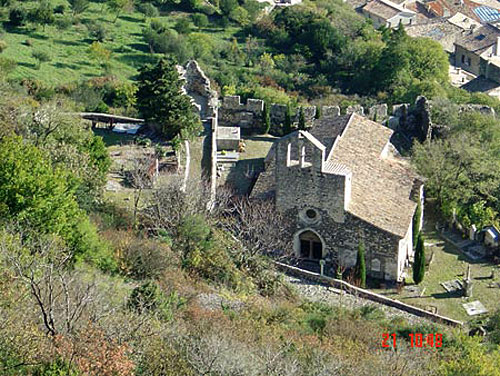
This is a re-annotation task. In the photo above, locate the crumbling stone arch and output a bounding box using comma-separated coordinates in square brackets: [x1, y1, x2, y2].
[293, 228, 326, 260]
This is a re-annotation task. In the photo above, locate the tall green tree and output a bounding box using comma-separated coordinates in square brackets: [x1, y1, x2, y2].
[355, 241, 366, 288]
[413, 233, 425, 285]
[283, 103, 292, 135]
[412, 201, 422, 248]
[262, 102, 271, 134]
[298, 106, 306, 130]
[136, 58, 201, 139]
[29, 0, 54, 31]
[107, 0, 131, 22]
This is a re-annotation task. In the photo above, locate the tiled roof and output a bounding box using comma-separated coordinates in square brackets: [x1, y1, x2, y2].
[326, 114, 418, 238]
[362, 0, 401, 20]
[455, 24, 500, 55]
[251, 114, 420, 238]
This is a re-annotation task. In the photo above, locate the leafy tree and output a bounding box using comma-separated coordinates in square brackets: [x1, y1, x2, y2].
[0, 136, 81, 243]
[315, 105, 321, 119]
[107, 0, 131, 22]
[8, 6, 27, 26]
[174, 17, 191, 34]
[136, 58, 201, 139]
[29, 0, 55, 31]
[32, 49, 51, 69]
[298, 106, 306, 130]
[412, 201, 421, 248]
[220, 0, 237, 15]
[413, 233, 425, 285]
[68, 0, 90, 15]
[138, 2, 159, 19]
[262, 102, 270, 134]
[88, 41, 111, 72]
[192, 13, 208, 28]
[355, 241, 366, 288]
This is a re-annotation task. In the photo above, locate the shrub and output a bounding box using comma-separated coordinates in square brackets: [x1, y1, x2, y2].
[55, 15, 73, 30]
[32, 49, 51, 69]
[138, 2, 159, 19]
[0, 40, 7, 53]
[54, 4, 66, 14]
[8, 7, 27, 26]
[174, 17, 191, 34]
[86, 20, 108, 41]
[192, 13, 208, 28]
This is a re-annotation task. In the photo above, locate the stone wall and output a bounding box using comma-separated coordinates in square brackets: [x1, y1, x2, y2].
[218, 96, 390, 129]
[275, 262, 463, 327]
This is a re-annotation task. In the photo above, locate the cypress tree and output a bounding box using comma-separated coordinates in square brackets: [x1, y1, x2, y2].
[298, 106, 306, 130]
[262, 102, 271, 134]
[412, 201, 422, 248]
[413, 233, 426, 285]
[315, 105, 321, 119]
[284, 103, 292, 134]
[355, 241, 366, 288]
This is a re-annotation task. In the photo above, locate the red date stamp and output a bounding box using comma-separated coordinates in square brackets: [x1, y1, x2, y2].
[382, 333, 443, 348]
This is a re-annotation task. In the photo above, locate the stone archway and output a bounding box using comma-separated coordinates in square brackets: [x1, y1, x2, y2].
[294, 229, 325, 260]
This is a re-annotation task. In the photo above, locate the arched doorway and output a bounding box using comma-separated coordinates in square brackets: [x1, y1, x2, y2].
[298, 230, 323, 260]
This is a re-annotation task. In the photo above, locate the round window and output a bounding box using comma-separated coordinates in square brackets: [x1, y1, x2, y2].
[306, 209, 317, 219]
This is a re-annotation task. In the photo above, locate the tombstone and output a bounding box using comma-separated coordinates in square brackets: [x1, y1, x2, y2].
[463, 264, 473, 297]
[470, 224, 477, 240]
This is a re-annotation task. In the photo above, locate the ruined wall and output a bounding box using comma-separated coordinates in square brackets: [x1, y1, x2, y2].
[218, 96, 389, 129]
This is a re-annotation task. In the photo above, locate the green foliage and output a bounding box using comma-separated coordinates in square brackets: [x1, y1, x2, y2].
[174, 17, 191, 34]
[283, 103, 292, 135]
[355, 241, 366, 288]
[32, 49, 51, 69]
[8, 6, 27, 27]
[136, 57, 201, 139]
[29, 0, 55, 30]
[412, 201, 421, 248]
[191, 13, 208, 28]
[298, 106, 306, 130]
[138, 2, 159, 19]
[69, 0, 90, 15]
[315, 105, 321, 119]
[86, 20, 109, 42]
[413, 233, 425, 285]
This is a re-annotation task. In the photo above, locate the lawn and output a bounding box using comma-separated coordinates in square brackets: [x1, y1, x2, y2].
[1, 1, 246, 85]
[371, 222, 500, 323]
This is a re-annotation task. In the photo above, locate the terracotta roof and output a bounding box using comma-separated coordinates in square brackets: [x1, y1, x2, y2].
[455, 24, 500, 55]
[251, 114, 420, 238]
[326, 114, 418, 237]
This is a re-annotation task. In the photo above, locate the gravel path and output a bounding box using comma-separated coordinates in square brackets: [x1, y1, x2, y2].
[284, 274, 433, 325]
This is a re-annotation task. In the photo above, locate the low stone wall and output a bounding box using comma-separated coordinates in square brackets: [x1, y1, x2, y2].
[275, 262, 464, 327]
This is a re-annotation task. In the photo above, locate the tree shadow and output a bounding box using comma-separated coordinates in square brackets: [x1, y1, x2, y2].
[53, 62, 80, 70]
[118, 53, 156, 67]
[54, 39, 83, 46]
[119, 15, 143, 23]
[128, 43, 149, 53]
[18, 62, 37, 69]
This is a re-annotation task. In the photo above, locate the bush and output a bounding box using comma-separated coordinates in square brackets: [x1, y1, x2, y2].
[86, 20, 108, 41]
[32, 49, 51, 69]
[192, 13, 208, 28]
[8, 7, 27, 26]
[54, 4, 66, 14]
[138, 2, 159, 18]
[174, 17, 191, 34]
[55, 15, 73, 30]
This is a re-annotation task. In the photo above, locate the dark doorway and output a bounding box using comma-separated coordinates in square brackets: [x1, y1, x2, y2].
[299, 231, 323, 260]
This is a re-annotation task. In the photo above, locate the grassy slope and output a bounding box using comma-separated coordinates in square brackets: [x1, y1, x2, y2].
[1, 1, 242, 85]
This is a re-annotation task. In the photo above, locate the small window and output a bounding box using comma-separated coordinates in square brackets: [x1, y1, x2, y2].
[306, 209, 317, 219]
[467, 57, 471, 66]
[461, 55, 465, 64]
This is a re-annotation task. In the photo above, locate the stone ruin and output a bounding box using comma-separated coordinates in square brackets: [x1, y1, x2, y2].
[218, 96, 390, 130]
[178, 60, 218, 120]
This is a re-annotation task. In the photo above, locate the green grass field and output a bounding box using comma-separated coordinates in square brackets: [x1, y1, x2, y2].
[371, 224, 500, 323]
[1, 1, 243, 85]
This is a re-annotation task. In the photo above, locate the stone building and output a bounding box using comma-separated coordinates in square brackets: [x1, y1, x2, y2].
[454, 24, 500, 84]
[251, 113, 424, 282]
[361, 0, 416, 29]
